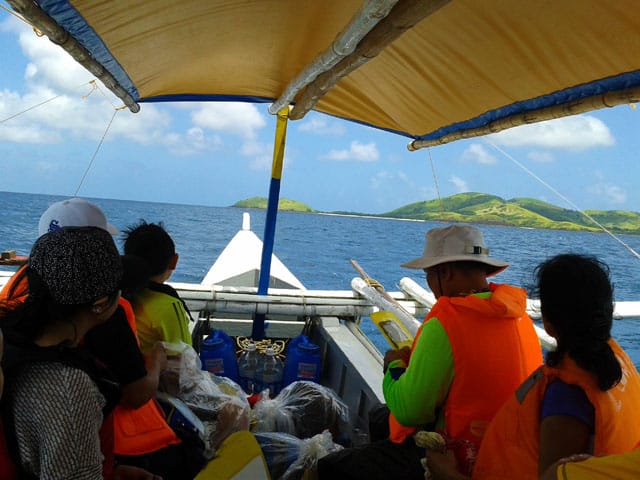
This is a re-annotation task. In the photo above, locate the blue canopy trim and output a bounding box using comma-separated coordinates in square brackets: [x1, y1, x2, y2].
[416, 70, 640, 143]
[141, 94, 275, 105]
[37, 0, 140, 102]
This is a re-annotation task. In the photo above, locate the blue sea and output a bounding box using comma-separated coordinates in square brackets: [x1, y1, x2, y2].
[2, 191, 640, 366]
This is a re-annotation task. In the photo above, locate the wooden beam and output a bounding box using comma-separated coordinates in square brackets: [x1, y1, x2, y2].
[270, 0, 399, 115]
[289, 0, 451, 120]
[408, 86, 640, 150]
[6, 0, 140, 113]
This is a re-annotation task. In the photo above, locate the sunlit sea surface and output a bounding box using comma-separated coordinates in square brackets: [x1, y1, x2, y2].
[2, 191, 640, 366]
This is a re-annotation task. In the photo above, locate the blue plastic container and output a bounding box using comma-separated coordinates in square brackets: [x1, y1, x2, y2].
[199, 330, 240, 383]
[283, 334, 322, 386]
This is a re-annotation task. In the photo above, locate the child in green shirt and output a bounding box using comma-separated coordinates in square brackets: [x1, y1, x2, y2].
[123, 221, 192, 352]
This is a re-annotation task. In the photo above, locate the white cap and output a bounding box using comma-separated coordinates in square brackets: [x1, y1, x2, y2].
[38, 198, 119, 237]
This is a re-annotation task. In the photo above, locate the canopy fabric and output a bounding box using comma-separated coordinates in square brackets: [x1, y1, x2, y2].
[11, 0, 640, 146]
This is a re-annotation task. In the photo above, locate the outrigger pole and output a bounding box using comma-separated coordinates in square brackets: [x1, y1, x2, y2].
[252, 106, 290, 340]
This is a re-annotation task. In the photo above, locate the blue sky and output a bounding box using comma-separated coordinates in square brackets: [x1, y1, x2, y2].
[1, 11, 639, 214]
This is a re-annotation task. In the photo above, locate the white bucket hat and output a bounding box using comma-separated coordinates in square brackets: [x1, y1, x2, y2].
[401, 225, 508, 277]
[38, 197, 119, 237]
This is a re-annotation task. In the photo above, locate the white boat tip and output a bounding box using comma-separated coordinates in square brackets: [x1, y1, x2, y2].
[242, 212, 250, 231]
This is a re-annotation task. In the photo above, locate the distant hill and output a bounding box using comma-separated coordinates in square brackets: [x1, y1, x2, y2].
[232, 197, 316, 213]
[233, 193, 640, 234]
[383, 193, 640, 234]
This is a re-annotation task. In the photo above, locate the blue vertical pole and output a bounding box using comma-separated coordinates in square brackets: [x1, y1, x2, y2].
[252, 106, 289, 340]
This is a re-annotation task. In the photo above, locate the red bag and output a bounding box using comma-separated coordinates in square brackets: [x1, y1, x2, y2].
[0, 418, 19, 480]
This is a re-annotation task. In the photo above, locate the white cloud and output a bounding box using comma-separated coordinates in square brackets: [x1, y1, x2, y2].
[462, 143, 497, 165]
[0, 22, 181, 149]
[527, 151, 554, 163]
[241, 140, 278, 171]
[163, 127, 223, 156]
[323, 141, 379, 162]
[191, 103, 266, 140]
[20, 29, 94, 93]
[298, 116, 346, 135]
[449, 175, 469, 193]
[369, 170, 435, 206]
[489, 115, 614, 150]
[2, 21, 265, 159]
[588, 182, 627, 204]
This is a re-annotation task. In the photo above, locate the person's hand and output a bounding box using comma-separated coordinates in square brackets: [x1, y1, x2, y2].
[539, 453, 591, 480]
[113, 464, 162, 480]
[424, 449, 469, 480]
[146, 343, 168, 372]
[383, 346, 411, 371]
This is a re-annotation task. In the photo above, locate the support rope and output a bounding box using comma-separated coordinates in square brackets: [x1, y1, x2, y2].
[0, 66, 126, 197]
[427, 147, 446, 221]
[1, 81, 96, 125]
[1, 95, 62, 124]
[487, 139, 640, 260]
[73, 106, 125, 196]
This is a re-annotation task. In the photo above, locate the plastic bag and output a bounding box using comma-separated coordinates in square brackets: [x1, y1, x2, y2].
[252, 381, 349, 440]
[155, 392, 208, 470]
[415, 430, 478, 477]
[255, 430, 343, 480]
[159, 341, 251, 457]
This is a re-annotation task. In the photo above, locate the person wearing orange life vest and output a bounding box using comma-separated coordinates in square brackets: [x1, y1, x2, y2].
[464, 254, 640, 480]
[317, 225, 543, 480]
[0, 199, 197, 479]
[426, 254, 640, 480]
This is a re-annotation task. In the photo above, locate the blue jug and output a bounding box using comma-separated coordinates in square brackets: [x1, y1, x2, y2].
[199, 330, 240, 383]
[283, 334, 322, 386]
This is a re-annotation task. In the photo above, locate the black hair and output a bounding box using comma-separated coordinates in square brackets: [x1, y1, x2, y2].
[533, 253, 621, 391]
[122, 220, 175, 277]
[0, 267, 90, 345]
[119, 254, 151, 299]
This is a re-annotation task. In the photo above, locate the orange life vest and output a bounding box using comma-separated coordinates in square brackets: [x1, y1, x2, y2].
[473, 339, 640, 480]
[0, 265, 28, 307]
[389, 283, 542, 448]
[113, 297, 181, 455]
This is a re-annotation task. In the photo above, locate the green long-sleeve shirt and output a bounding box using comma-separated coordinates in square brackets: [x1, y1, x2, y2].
[383, 317, 454, 428]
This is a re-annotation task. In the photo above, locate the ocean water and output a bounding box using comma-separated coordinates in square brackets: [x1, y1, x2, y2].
[2, 191, 640, 365]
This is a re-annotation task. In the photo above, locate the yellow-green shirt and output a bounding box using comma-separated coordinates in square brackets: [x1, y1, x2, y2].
[132, 287, 192, 352]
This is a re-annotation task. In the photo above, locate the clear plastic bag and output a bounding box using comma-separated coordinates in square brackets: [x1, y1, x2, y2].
[251, 381, 349, 440]
[159, 341, 251, 457]
[255, 430, 343, 480]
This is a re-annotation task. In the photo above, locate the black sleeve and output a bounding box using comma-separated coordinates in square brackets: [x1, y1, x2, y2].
[84, 305, 148, 386]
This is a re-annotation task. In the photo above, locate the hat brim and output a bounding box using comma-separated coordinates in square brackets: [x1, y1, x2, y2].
[106, 223, 119, 235]
[401, 254, 509, 277]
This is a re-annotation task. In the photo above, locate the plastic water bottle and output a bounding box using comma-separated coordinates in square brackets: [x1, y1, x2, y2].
[283, 334, 322, 386]
[255, 346, 284, 397]
[237, 341, 259, 394]
[199, 330, 240, 383]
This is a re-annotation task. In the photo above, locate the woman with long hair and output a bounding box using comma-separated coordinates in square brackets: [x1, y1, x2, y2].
[426, 254, 640, 480]
[0, 227, 156, 479]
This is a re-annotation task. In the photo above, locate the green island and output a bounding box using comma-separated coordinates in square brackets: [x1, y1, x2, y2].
[233, 193, 640, 235]
[232, 197, 316, 213]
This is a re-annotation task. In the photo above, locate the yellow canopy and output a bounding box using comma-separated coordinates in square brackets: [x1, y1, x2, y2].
[8, 0, 640, 147]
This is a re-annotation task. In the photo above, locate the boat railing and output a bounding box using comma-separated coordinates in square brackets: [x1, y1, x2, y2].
[173, 281, 431, 321]
[1, 270, 638, 324]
